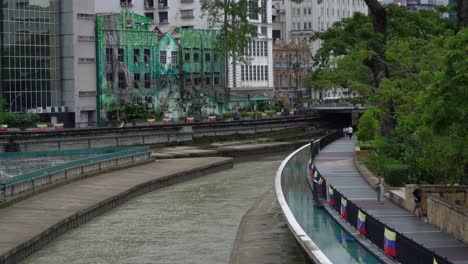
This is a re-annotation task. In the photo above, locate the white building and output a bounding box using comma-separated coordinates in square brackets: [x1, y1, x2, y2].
[96, 0, 275, 98]
[61, 0, 98, 127]
[95, 0, 209, 31]
[284, 0, 368, 55]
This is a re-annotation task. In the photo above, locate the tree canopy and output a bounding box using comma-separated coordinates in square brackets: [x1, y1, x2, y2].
[313, 5, 466, 184]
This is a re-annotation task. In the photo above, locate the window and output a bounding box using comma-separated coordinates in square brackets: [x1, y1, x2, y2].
[181, 9, 194, 18]
[160, 51, 167, 64]
[144, 49, 150, 63]
[304, 8, 307, 15]
[249, 66, 253, 81]
[194, 53, 199, 62]
[159, 12, 168, 23]
[134, 49, 140, 63]
[134, 73, 140, 89]
[256, 66, 260, 81]
[77, 13, 95, 19]
[261, 26, 267, 36]
[214, 54, 218, 61]
[214, 77, 220, 85]
[118, 48, 124, 62]
[144, 12, 154, 21]
[120, 0, 132, 7]
[184, 53, 190, 62]
[144, 73, 151, 88]
[252, 42, 256, 56]
[145, 0, 154, 8]
[308, 8, 312, 14]
[253, 65, 257, 81]
[265, 66, 268, 80]
[171, 51, 178, 64]
[249, 0, 258, 20]
[118, 72, 126, 88]
[256, 42, 260, 56]
[106, 72, 113, 82]
[304, 23, 307, 30]
[106, 48, 113, 64]
[205, 53, 210, 61]
[241, 65, 245, 81]
[205, 77, 211, 85]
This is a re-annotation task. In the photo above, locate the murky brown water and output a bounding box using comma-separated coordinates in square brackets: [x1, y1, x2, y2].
[23, 154, 286, 264]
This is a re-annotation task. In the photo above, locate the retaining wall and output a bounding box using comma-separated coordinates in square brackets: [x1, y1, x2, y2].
[0, 159, 233, 264]
[1, 151, 152, 200]
[427, 194, 468, 243]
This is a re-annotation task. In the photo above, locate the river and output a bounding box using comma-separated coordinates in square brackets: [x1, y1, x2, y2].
[23, 153, 291, 264]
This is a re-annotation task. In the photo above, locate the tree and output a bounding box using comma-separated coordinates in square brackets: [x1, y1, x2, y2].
[200, 0, 258, 61]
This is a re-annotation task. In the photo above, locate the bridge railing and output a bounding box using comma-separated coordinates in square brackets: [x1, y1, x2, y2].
[0, 147, 152, 200]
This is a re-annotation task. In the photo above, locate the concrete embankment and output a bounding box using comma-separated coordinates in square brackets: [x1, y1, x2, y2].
[0, 157, 233, 264]
[229, 188, 311, 264]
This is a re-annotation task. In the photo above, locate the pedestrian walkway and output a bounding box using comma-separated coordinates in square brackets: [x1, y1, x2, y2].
[314, 137, 468, 264]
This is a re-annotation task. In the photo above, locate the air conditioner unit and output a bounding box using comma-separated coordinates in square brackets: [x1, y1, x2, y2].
[158, 3, 165, 8]
[46, 107, 52, 113]
[60, 106, 67, 112]
[36, 107, 44, 113]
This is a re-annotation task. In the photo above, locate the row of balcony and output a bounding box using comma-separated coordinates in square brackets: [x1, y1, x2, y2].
[120, 0, 194, 9]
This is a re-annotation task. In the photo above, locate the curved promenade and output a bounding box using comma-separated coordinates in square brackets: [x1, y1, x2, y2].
[0, 157, 232, 264]
[314, 137, 468, 264]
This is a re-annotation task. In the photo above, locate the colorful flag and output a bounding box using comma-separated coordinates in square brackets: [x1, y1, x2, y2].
[328, 186, 334, 206]
[384, 227, 397, 257]
[317, 177, 324, 195]
[341, 197, 348, 218]
[357, 210, 367, 236]
[314, 169, 319, 180]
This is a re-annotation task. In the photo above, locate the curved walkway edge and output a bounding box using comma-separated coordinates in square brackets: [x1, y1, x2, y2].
[314, 137, 468, 264]
[229, 188, 310, 264]
[0, 157, 233, 264]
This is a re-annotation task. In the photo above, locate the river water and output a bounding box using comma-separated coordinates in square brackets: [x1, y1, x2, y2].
[23, 154, 288, 264]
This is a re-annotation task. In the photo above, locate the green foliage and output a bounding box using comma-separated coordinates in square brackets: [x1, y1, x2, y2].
[357, 108, 380, 141]
[240, 111, 254, 118]
[314, 6, 465, 184]
[222, 112, 233, 119]
[6, 113, 39, 131]
[381, 159, 409, 187]
[200, 0, 257, 62]
[0, 99, 7, 124]
[107, 104, 159, 123]
[359, 140, 377, 150]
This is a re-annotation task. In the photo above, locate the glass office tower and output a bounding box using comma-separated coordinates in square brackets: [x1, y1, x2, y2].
[0, 0, 61, 112]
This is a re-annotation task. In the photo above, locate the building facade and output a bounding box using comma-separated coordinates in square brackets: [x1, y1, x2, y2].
[0, 0, 97, 127]
[61, 0, 97, 127]
[273, 42, 311, 108]
[96, 0, 275, 103]
[0, 0, 62, 114]
[95, 0, 209, 32]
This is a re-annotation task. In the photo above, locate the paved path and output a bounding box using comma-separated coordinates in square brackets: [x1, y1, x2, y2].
[0, 157, 232, 262]
[229, 188, 311, 264]
[314, 137, 468, 264]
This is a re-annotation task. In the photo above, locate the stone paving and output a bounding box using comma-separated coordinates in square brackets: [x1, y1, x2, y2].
[315, 137, 468, 264]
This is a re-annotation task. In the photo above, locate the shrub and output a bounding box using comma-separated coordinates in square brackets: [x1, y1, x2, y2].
[240, 112, 254, 118]
[359, 140, 377, 150]
[356, 108, 379, 141]
[382, 159, 409, 187]
[6, 113, 39, 131]
[223, 112, 233, 119]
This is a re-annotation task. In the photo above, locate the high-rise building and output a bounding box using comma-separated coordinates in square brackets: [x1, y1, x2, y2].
[0, 0, 97, 127]
[0, 0, 61, 113]
[284, 0, 368, 55]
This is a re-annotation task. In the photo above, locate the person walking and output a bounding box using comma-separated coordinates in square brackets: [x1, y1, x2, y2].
[376, 176, 385, 204]
[412, 185, 423, 217]
[343, 127, 348, 138]
[348, 126, 353, 139]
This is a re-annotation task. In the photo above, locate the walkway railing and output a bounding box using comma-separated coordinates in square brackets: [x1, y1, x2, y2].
[0, 147, 152, 200]
[310, 140, 453, 264]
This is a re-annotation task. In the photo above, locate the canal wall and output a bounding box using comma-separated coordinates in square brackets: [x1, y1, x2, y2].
[0, 157, 233, 264]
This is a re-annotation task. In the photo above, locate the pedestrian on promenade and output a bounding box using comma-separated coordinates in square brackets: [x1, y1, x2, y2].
[348, 126, 353, 139]
[376, 175, 384, 204]
[343, 127, 348, 138]
[412, 185, 423, 217]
